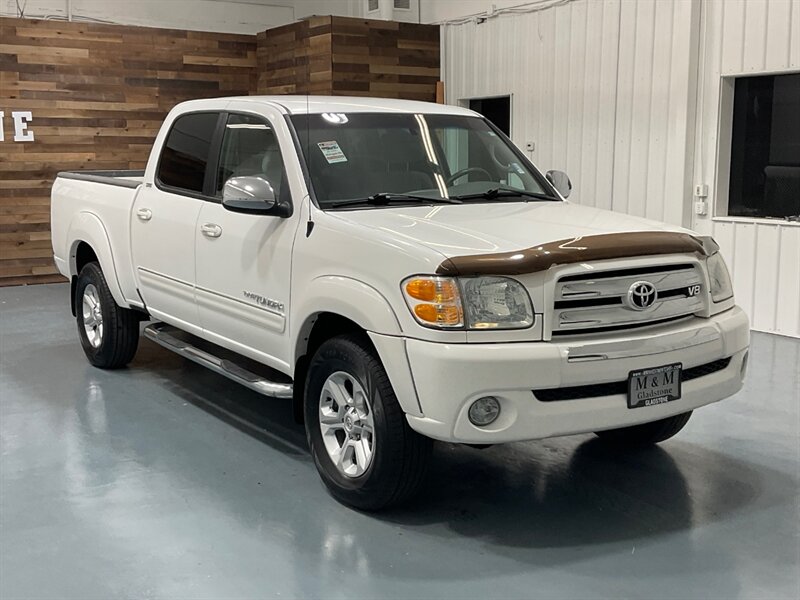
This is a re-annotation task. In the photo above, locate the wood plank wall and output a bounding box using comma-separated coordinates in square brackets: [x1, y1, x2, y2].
[0, 17, 256, 286]
[256, 16, 333, 95]
[257, 16, 440, 101]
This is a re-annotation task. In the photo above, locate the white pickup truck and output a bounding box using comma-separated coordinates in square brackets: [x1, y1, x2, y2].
[51, 96, 750, 510]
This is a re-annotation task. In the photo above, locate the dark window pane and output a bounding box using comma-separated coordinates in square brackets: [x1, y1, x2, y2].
[729, 74, 800, 219]
[290, 113, 550, 208]
[158, 113, 217, 194]
[469, 96, 511, 136]
[216, 114, 287, 202]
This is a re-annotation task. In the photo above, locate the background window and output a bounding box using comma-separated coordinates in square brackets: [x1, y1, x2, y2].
[157, 112, 218, 194]
[216, 114, 287, 201]
[468, 96, 511, 137]
[728, 73, 800, 219]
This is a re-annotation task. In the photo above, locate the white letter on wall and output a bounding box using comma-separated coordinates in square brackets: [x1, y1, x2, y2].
[0, 112, 5, 142]
[13, 111, 34, 142]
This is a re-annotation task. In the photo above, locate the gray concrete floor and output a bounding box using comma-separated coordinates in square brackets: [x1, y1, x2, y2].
[1, 283, 798, 600]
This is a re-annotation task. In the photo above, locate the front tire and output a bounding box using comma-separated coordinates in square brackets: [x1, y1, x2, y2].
[304, 334, 432, 511]
[594, 411, 692, 447]
[75, 262, 140, 369]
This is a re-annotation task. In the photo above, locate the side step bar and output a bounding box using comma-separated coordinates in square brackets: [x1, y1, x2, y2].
[143, 322, 293, 399]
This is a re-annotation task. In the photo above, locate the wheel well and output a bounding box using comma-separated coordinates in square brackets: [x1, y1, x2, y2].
[292, 313, 368, 424]
[70, 242, 99, 316]
[74, 241, 98, 275]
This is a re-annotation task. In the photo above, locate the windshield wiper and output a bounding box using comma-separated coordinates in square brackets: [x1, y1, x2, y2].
[330, 192, 463, 208]
[451, 187, 558, 202]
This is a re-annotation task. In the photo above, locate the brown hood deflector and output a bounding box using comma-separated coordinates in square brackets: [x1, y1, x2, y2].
[436, 231, 711, 277]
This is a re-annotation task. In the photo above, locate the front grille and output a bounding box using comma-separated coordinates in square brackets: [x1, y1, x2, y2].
[533, 357, 732, 402]
[552, 263, 706, 335]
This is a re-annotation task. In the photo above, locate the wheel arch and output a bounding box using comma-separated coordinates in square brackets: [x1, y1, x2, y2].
[67, 212, 127, 313]
[290, 276, 407, 423]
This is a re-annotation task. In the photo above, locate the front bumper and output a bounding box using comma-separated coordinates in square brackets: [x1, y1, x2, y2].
[403, 306, 750, 443]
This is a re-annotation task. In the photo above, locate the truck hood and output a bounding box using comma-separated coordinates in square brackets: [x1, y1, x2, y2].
[332, 201, 689, 259]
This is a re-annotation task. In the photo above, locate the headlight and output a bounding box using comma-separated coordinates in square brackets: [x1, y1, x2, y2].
[402, 275, 534, 330]
[460, 276, 534, 329]
[706, 252, 733, 303]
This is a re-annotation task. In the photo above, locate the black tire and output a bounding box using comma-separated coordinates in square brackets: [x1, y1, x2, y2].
[75, 262, 140, 369]
[594, 411, 692, 447]
[304, 334, 432, 511]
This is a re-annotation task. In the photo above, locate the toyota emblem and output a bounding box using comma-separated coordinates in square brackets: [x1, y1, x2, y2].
[626, 281, 658, 311]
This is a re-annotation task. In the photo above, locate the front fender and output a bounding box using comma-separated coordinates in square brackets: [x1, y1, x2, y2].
[294, 275, 403, 341]
[293, 276, 424, 416]
[67, 211, 127, 308]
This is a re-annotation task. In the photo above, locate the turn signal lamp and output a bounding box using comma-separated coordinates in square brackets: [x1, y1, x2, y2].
[405, 278, 458, 303]
[401, 275, 535, 330]
[402, 276, 464, 328]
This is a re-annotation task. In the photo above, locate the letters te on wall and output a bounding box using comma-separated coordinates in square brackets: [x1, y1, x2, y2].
[0, 111, 35, 142]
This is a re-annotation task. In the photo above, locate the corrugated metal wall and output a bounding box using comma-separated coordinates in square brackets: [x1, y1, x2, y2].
[443, 0, 698, 224]
[691, 0, 800, 337]
[443, 0, 800, 337]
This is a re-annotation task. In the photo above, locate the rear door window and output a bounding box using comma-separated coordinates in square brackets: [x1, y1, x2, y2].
[157, 112, 218, 194]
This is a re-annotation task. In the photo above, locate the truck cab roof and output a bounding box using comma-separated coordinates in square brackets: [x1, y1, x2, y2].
[172, 95, 479, 117]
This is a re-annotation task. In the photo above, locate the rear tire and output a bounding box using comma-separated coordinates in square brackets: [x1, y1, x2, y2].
[75, 262, 140, 369]
[594, 411, 692, 447]
[304, 334, 432, 511]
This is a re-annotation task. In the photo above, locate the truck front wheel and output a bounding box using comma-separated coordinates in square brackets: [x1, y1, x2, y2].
[304, 334, 432, 510]
[594, 411, 692, 446]
[75, 262, 140, 369]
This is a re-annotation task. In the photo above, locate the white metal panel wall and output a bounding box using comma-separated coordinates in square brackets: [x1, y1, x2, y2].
[691, 0, 800, 337]
[443, 0, 698, 225]
[443, 0, 622, 210]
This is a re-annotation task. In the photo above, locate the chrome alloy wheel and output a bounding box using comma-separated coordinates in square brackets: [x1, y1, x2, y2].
[82, 284, 104, 349]
[319, 371, 376, 478]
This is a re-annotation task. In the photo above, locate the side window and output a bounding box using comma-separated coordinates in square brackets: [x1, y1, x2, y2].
[157, 112, 218, 194]
[216, 114, 288, 202]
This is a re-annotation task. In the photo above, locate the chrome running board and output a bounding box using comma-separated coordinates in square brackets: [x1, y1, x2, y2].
[143, 322, 293, 399]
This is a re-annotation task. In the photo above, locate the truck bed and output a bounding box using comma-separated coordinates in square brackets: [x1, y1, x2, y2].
[57, 170, 145, 190]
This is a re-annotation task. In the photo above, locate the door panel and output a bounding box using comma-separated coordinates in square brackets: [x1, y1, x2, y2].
[195, 111, 298, 371]
[132, 187, 202, 333]
[131, 111, 219, 332]
[196, 203, 297, 371]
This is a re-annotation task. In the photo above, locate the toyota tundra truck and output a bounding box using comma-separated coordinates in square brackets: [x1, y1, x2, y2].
[51, 96, 750, 510]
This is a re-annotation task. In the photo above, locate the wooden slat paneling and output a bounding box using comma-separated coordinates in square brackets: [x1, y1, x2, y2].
[257, 15, 440, 101]
[0, 16, 257, 286]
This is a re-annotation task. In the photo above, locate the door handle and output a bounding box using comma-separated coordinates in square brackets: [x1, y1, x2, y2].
[136, 208, 152, 221]
[200, 223, 222, 238]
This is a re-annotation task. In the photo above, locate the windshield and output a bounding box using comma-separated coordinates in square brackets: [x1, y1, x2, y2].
[290, 113, 558, 209]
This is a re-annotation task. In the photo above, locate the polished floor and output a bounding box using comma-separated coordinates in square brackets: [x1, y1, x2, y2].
[1, 283, 798, 600]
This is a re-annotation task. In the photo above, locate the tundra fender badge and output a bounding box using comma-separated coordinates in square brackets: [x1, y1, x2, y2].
[243, 291, 284, 313]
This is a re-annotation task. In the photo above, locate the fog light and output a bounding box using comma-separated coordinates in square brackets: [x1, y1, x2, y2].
[468, 396, 501, 426]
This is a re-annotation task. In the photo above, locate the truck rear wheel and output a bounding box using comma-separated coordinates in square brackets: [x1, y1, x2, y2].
[594, 411, 692, 447]
[304, 334, 432, 511]
[75, 262, 140, 369]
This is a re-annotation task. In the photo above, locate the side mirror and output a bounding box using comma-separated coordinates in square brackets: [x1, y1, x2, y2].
[222, 176, 278, 214]
[546, 170, 572, 199]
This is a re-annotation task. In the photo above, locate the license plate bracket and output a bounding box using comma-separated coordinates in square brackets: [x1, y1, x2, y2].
[627, 363, 682, 409]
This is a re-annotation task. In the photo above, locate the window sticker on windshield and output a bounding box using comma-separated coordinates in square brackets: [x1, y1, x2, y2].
[317, 141, 347, 164]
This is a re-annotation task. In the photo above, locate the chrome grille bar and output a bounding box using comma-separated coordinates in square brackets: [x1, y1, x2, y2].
[552, 263, 706, 334]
